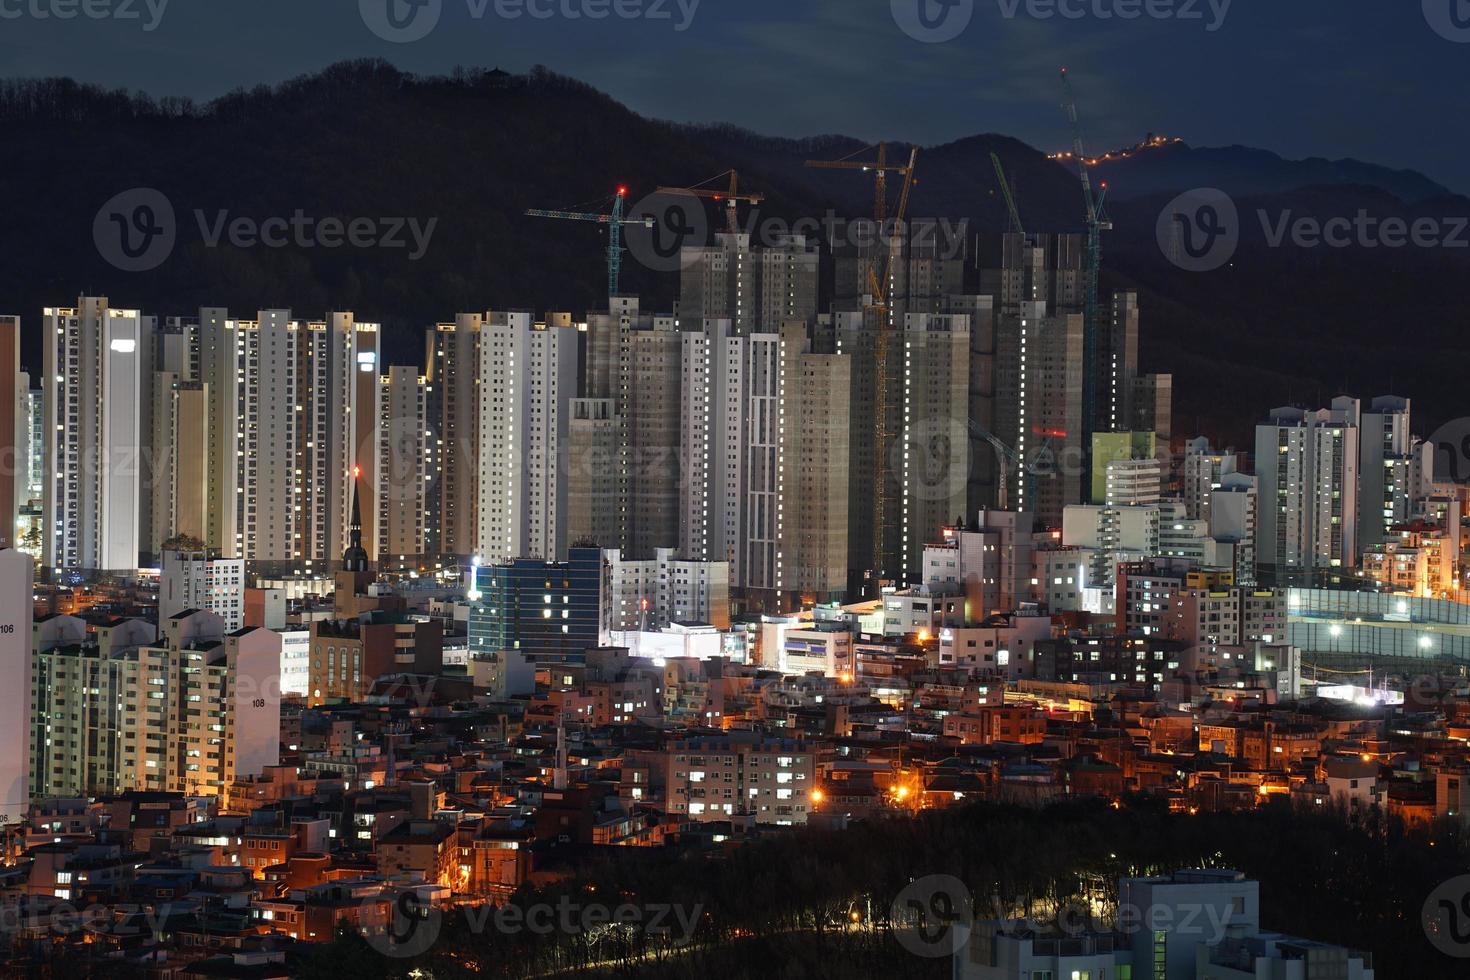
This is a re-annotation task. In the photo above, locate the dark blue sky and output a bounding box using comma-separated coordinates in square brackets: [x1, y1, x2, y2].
[4, 0, 1467, 192]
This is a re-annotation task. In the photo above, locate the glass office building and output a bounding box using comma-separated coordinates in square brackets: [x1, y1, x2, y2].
[468, 547, 607, 663]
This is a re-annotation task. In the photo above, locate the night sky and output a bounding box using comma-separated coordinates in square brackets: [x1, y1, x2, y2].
[3, 0, 1467, 192]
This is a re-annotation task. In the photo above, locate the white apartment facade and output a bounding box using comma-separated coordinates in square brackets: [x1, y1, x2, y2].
[159, 550, 245, 632]
[31, 610, 280, 799]
[43, 297, 153, 571]
[476, 311, 579, 564]
[198, 308, 379, 567]
[605, 547, 731, 630]
[1255, 400, 1360, 573]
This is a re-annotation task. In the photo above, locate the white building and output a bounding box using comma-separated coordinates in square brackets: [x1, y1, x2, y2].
[605, 548, 730, 630]
[1357, 396, 1424, 553]
[277, 629, 311, 697]
[781, 623, 854, 678]
[197, 308, 379, 566]
[476, 311, 579, 564]
[1254, 400, 1360, 573]
[937, 616, 1052, 677]
[957, 924, 1131, 980]
[1121, 869, 1260, 980]
[0, 549, 32, 822]
[1183, 437, 1238, 523]
[679, 319, 786, 598]
[1209, 473, 1259, 586]
[44, 297, 153, 572]
[30, 609, 280, 798]
[921, 511, 1036, 621]
[609, 623, 737, 663]
[159, 550, 245, 632]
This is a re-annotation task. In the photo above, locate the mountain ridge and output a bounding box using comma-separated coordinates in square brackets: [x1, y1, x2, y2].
[2, 59, 1466, 443]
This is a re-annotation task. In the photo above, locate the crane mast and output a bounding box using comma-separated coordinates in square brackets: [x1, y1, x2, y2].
[1060, 68, 1112, 450]
[526, 187, 655, 301]
[804, 143, 918, 589]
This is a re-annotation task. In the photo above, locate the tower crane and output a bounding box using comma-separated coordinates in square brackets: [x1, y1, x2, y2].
[1059, 68, 1113, 449]
[526, 186, 654, 301]
[804, 143, 919, 588]
[656, 169, 765, 236]
[990, 152, 1026, 237]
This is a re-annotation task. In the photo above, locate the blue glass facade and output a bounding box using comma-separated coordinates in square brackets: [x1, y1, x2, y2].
[468, 547, 605, 663]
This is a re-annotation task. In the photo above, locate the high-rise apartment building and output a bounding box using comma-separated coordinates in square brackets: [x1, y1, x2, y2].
[0, 317, 19, 551]
[586, 299, 683, 559]
[1254, 399, 1360, 574]
[44, 297, 153, 572]
[900, 313, 971, 580]
[833, 219, 968, 323]
[0, 548, 31, 823]
[1358, 395, 1423, 553]
[979, 233, 1084, 317]
[566, 398, 625, 550]
[829, 309, 902, 592]
[679, 320, 787, 602]
[780, 332, 852, 604]
[30, 610, 280, 799]
[425, 313, 483, 558]
[996, 301, 1085, 528]
[1209, 472, 1259, 585]
[475, 311, 579, 564]
[149, 374, 210, 553]
[1131, 373, 1174, 440]
[1183, 438, 1238, 523]
[198, 308, 377, 569]
[377, 366, 434, 562]
[679, 232, 818, 334]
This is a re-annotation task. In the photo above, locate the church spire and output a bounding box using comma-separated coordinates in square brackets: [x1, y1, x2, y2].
[342, 465, 370, 572]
